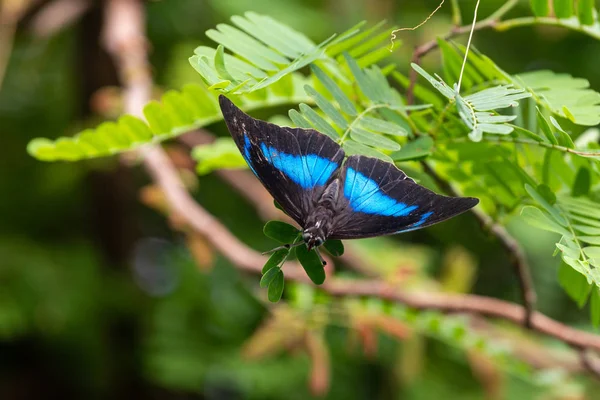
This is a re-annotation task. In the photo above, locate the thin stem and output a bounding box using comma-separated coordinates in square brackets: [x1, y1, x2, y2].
[406, 0, 519, 104]
[495, 16, 600, 41]
[456, 0, 480, 94]
[440, 135, 600, 158]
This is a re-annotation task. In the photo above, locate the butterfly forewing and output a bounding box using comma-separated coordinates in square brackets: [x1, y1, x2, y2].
[329, 155, 478, 239]
[219, 96, 345, 226]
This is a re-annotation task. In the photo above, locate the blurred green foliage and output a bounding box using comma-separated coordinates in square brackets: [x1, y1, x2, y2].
[3, 0, 600, 398]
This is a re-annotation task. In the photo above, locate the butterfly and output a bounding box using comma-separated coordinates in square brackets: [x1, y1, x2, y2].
[219, 95, 478, 261]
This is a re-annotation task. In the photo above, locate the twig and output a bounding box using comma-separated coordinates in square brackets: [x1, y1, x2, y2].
[421, 161, 537, 328]
[405, 0, 519, 105]
[100, 0, 600, 378]
[30, 0, 92, 38]
[580, 349, 600, 379]
[456, 0, 480, 94]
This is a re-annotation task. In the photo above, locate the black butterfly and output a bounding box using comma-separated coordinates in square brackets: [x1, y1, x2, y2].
[219, 95, 478, 258]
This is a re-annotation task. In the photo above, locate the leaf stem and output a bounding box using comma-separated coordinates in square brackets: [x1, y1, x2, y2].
[440, 135, 600, 158]
[456, 0, 480, 94]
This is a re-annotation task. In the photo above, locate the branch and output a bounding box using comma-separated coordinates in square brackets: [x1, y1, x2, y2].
[421, 161, 537, 328]
[580, 349, 600, 379]
[30, 0, 91, 37]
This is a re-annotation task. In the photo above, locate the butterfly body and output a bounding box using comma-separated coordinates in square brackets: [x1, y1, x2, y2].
[219, 95, 479, 250]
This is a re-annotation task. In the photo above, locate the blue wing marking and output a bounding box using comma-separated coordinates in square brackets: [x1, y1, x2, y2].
[259, 143, 338, 189]
[344, 167, 418, 216]
[242, 134, 258, 176]
[395, 211, 434, 233]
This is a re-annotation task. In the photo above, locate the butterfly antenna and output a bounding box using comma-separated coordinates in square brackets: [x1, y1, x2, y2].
[262, 241, 304, 255]
[314, 248, 327, 266]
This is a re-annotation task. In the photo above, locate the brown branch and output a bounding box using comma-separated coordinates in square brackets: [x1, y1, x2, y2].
[30, 0, 92, 38]
[101, 0, 600, 379]
[421, 161, 537, 328]
[580, 349, 600, 379]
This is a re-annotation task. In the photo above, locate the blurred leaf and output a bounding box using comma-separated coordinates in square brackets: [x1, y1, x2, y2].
[391, 136, 433, 161]
[530, 0, 550, 16]
[192, 138, 247, 174]
[296, 245, 326, 284]
[591, 288, 600, 327]
[536, 184, 557, 205]
[572, 167, 591, 197]
[558, 261, 591, 307]
[578, 0, 595, 25]
[263, 221, 300, 243]
[553, 0, 573, 18]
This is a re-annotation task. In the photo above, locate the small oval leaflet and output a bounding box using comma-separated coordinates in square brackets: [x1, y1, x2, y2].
[260, 266, 281, 288]
[267, 270, 285, 302]
[263, 220, 300, 243]
[262, 248, 289, 273]
[296, 244, 326, 285]
[323, 239, 344, 257]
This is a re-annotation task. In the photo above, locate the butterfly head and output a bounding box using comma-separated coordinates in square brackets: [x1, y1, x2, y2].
[302, 229, 325, 251]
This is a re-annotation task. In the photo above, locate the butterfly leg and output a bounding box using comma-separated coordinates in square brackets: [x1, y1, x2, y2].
[314, 247, 327, 266]
[262, 241, 304, 255]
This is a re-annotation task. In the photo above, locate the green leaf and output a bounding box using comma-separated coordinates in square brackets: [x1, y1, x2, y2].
[304, 85, 348, 129]
[296, 244, 326, 284]
[558, 261, 591, 307]
[516, 70, 600, 126]
[572, 167, 591, 197]
[549, 116, 576, 148]
[323, 240, 344, 256]
[578, 0, 595, 25]
[342, 140, 393, 162]
[537, 184, 557, 205]
[310, 64, 357, 116]
[299, 104, 340, 140]
[391, 136, 434, 161]
[260, 266, 281, 288]
[262, 249, 289, 273]
[192, 138, 247, 175]
[411, 63, 456, 99]
[267, 270, 285, 302]
[263, 221, 300, 243]
[530, 0, 550, 16]
[536, 108, 558, 144]
[289, 109, 313, 129]
[29, 76, 310, 162]
[553, 0, 573, 18]
[350, 127, 401, 150]
[344, 53, 379, 102]
[358, 116, 408, 136]
[520, 206, 570, 237]
[591, 288, 600, 327]
[525, 184, 567, 226]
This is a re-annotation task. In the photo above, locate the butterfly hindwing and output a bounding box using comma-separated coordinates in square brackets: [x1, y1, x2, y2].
[219, 95, 345, 226]
[329, 155, 478, 239]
